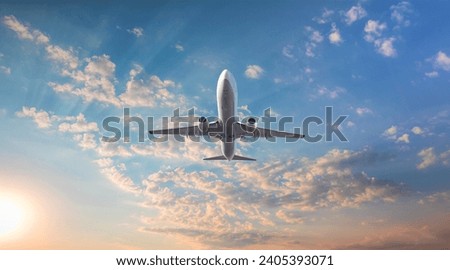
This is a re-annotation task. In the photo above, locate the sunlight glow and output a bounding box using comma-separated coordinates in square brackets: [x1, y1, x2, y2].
[0, 195, 27, 237]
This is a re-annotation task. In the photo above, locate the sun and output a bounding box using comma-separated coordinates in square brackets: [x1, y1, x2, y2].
[0, 195, 27, 237]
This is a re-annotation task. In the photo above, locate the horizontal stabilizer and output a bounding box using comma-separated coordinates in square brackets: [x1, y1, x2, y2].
[203, 155, 227, 161]
[203, 155, 256, 161]
[232, 155, 256, 161]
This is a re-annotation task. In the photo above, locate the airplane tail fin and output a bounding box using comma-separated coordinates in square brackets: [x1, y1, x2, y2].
[203, 155, 256, 161]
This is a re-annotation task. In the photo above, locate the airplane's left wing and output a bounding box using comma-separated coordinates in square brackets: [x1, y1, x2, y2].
[149, 121, 224, 138]
[149, 125, 200, 136]
[235, 123, 304, 139]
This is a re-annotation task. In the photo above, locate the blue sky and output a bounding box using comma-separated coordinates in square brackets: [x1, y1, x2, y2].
[0, 0, 449, 249]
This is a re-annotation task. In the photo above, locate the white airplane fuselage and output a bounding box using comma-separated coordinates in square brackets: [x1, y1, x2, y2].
[216, 69, 238, 161]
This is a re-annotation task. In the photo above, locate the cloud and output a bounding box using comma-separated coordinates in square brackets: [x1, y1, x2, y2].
[96, 141, 133, 158]
[328, 23, 343, 44]
[390, 1, 413, 27]
[417, 147, 437, 170]
[344, 214, 450, 249]
[396, 133, 409, 143]
[364, 20, 397, 57]
[345, 5, 367, 25]
[175, 44, 184, 52]
[48, 54, 121, 106]
[383, 125, 398, 137]
[313, 8, 334, 24]
[119, 64, 185, 108]
[433, 51, 450, 71]
[425, 71, 438, 78]
[127, 27, 144, 37]
[364, 20, 387, 42]
[411, 126, 423, 135]
[130, 138, 219, 162]
[313, 86, 345, 99]
[440, 150, 450, 166]
[355, 107, 372, 116]
[5, 16, 185, 108]
[73, 133, 97, 150]
[2, 15, 49, 44]
[374, 38, 397, 57]
[282, 45, 295, 59]
[16, 106, 52, 128]
[244, 65, 264, 79]
[46, 45, 79, 70]
[135, 148, 404, 248]
[304, 27, 324, 57]
[0, 66, 11, 75]
[418, 191, 450, 205]
[310, 30, 324, 43]
[58, 113, 98, 133]
[97, 162, 141, 194]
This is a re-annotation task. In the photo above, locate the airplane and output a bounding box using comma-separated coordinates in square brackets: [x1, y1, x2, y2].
[149, 69, 304, 161]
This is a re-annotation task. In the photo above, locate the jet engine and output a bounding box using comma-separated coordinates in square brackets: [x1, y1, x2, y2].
[198, 116, 209, 132]
[244, 117, 257, 132]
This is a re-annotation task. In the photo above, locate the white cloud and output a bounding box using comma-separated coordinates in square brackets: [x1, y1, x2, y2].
[48, 54, 121, 106]
[45, 45, 79, 70]
[175, 44, 184, 52]
[127, 27, 144, 37]
[396, 133, 409, 143]
[364, 20, 387, 42]
[425, 71, 438, 78]
[282, 45, 295, 59]
[310, 31, 323, 43]
[4, 16, 123, 107]
[328, 23, 343, 44]
[136, 148, 404, 248]
[305, 43, 315, 57]
[313, 8, 334, 24]
[364, 20, 396, 57]
[441, 150, 450, 166]
[390, 1, 412, 27]
[16, 106, 52, 128]
[245, 65, 264, 79]
[345, 5, 367, 25]
[99, 164, 141, 194]
[434, 51, 450, 71]
[382, 125, 397, 140]
[2, 15, 49, 44]
[304, 27, 324, 57]
[85, 54, 116, 78]
[96, 141, 133, 158]
[0, 66, 11, 75]
[73, 133, 97, 150]
[58, 113, 98, 133]
[314, 86, 345, 99]
[119, 64, 185, 108]
[411, 126, 423, 135]
[418, 191, 450, 205]
[417, 147, 437, 170]
[355, 107, 372, 116]
[374, 38, 397, 57]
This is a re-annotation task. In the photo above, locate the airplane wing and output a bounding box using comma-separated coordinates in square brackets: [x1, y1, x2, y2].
[235, 123, 304, 139]
[149, 121, 223, 138]
[149, 125, 200, 136]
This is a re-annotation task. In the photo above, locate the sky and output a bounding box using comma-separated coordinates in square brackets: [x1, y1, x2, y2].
[0, 0, 449, 249]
